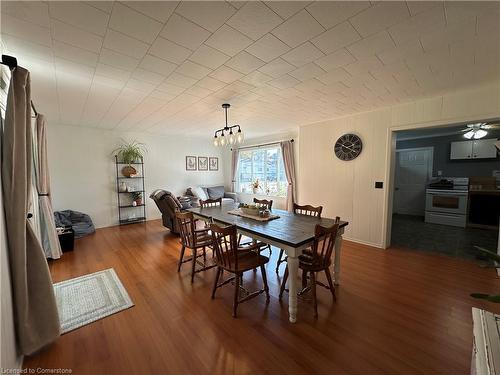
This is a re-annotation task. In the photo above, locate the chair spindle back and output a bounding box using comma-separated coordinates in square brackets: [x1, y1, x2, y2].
[293, 203, 323, 218]
[210, 224, 239, 270]
[200, 197, 222, 208]
[175, 211, 196, 248]
[253, 198, 273, 209]
[312, 217, 340, 268]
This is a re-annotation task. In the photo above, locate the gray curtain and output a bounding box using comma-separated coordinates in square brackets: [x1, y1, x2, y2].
[1, 67, 60, 355]
[231, 148, 239, 192]
[280, 141, 296, 212]
[36, 114, 62, 259]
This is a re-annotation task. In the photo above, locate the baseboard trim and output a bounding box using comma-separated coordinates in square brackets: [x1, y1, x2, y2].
[343, 237, 383, 249]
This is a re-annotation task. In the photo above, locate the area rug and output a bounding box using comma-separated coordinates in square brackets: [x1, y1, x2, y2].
[54, 268, 134, 334]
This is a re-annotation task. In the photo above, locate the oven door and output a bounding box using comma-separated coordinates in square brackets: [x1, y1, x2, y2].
[425, 190, 468, 215]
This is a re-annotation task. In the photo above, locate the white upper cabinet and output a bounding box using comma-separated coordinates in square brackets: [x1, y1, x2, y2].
[450, 138, 498, 160]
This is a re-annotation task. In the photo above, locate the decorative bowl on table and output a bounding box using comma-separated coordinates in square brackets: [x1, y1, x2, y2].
[241, 207, 260, 216]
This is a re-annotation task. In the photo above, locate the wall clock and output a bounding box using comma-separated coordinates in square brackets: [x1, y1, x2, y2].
[334, 134, 363, 161]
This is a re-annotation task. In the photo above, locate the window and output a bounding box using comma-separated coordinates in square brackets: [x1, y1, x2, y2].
[237, 146, 287, 197]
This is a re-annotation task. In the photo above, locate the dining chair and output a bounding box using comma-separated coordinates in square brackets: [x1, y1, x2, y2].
[275, 203, 323, 273]
[210, 223, 270, 317]
[199, 197, 222, 207]
[279, 217, 340, 317]
[175, 211, 216, 283]
[238, 198, 273, 256]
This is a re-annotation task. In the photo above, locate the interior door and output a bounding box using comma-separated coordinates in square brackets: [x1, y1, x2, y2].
[394, 148, 433, 216]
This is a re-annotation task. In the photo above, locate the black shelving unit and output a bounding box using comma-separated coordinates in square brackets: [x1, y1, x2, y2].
[115, 156, 146, 225]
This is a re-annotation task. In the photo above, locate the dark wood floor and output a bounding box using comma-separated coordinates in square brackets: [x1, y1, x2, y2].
[24, 219, 500, 374]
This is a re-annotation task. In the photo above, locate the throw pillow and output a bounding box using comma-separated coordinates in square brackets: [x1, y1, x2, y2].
[207, 186, 225, 199]
[191, 186, 208, 200]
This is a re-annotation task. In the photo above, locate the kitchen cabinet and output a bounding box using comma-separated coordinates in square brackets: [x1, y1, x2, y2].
[450, 138, 498, 160]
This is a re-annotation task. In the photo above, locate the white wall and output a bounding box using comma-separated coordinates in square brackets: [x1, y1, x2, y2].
[222, 131, 298, 210]
[299, 83, 500, 248]
[47, 125, 225, 228]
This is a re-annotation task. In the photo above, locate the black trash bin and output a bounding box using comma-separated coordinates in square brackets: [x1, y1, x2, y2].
[58, 226, 75, 252]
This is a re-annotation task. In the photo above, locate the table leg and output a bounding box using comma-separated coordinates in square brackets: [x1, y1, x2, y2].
[287, 254, 299, 323]
[334, 232, 343, 286]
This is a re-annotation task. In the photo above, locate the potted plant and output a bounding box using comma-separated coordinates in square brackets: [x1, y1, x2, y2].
[132, 192, 143, 206]
[252, 179, 260, 194]
[112, 140, 147, 177]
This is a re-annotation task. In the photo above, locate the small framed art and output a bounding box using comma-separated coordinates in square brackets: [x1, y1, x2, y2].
[186, 156, 197, 171]
[198, 156, 208, 171]
[209, 157, 219, 171]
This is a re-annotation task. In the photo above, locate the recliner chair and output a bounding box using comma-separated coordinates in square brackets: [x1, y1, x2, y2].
[150, 190, 184, 234]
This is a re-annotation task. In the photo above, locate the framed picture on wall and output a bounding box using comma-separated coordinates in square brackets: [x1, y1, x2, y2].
[209, 157, 218, 171]
[186, 156, 197, 171]
[198, 157, 208, 171]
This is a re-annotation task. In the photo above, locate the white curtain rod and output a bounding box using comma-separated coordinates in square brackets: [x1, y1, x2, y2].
[232, 139, 294, 151]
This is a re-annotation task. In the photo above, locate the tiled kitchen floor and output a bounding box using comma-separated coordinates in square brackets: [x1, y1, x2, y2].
[391, 214, 499, 260]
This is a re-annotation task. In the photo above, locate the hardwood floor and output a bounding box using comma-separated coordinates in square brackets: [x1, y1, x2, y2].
[24, 220, 500, 374]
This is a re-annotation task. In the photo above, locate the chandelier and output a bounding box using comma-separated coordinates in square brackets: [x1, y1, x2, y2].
[213, 103, 244, 147]
[463, 123, 488, 139]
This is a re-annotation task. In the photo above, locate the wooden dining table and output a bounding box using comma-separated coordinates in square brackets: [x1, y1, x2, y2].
[187, 203, 349, 323]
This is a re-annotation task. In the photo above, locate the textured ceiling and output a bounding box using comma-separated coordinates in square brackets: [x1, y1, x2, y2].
[1, 1, 500, 138]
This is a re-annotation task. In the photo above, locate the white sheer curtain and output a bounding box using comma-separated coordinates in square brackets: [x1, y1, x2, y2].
[280, 140, 296, 212]
[231, 148, 239, 192]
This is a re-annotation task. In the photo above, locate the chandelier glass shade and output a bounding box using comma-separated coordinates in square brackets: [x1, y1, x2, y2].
[463, 123, 488, 139]
[213, 103, 244, 147]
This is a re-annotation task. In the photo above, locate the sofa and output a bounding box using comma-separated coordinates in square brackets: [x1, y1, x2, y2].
[185, 186, 237, 207]
[149, 190, 189, 234]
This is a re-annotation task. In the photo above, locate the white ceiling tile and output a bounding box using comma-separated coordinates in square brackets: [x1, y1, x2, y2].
[95, 63, 132, 81]
[406, 1, 443, 16]
[264, 1, 310, 19]
[420, 17, 476, 52]
[176, 1, 237, 32]
[51, 19, 103, 52]
[140, 55, 178, 76]
[189, 44, 230, 70]
[205, 25, 254, 57]
[225, 51, 265, 74]
[99, 48, 140, 71]
[131, 68, 166, 84]
[445, 1, 500, 26]
[157, 81, 186, 95]
[126, 79, 156, 93]
[245, 34, 290, 63]
[2, 34, 54, 63]
[314, 49, 356, 71]
[197, 76, 227, 91]
[282, 42, 324, 67]
[268, 74, 300, 89]
[80, 80, 121, 126]
[343, 56, 383, 76]
[346, 31, 395, 60]
[149, 90, 177, 101]
[258, 58, 295, 78]
[209, 65, 244, 84]
[377, 39, 424, 65]
[288, 63, 326, 81]
[87, 2, 114, 14]
[271, 10, 324, 48]
[2, 14, 52, 47]
[1, 1, 50, 28]
[149, 37, 192, 64]
[316, 68, 352, 85]
[53, 40, 98, 68]
[126, 1, 178, 23]
[49, 2, 109, 36]
[164, 72, 199, 88]
[388, 6, 446, 46]
[55, 58, 94, 79]
[175, 60, 212, 79]
[184, 85, 215, 98]
[109, 3, 162, 43]
[312, 22, 361, 55]
[239, 70, 273, 86]
[103, 29, 149, 59]
[306, 1, 370, 29]
[160, 13, 211, 51]
[350, 2, 410, 37]
[227, 1, 283, 40]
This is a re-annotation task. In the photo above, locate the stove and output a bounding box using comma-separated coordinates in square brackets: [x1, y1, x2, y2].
[425, 177, 469, 227]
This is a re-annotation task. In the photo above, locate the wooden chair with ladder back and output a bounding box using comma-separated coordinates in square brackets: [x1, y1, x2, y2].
[279, 217, 340, 317]
[237, 198, 273, 256]
[210, 223, 270, 317]
[199, 197, 222, 208]
[275, 203, 323, 273]
[175, 211, 216, 283]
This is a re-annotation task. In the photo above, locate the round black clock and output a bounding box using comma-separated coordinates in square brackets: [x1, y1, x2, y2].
[334, 134, 363, 161]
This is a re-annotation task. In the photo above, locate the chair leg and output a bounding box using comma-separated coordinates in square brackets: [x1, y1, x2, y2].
[311, 272, 318, 318]
[276, 249, 284, 273]
[267, 245, 272, 256]
[177, 245, 185, 272]
[325, 268, 336, 301]
[233, 272, 240, 318]
[260, 265, 270, 302]
[301, 269, 308, 290]
[211, 267, 221, 299]
[237, 233, 242, 246]
[191, 248, 197, 284]
[203, 246, 206, 263]
[279, 266, 288, 300]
